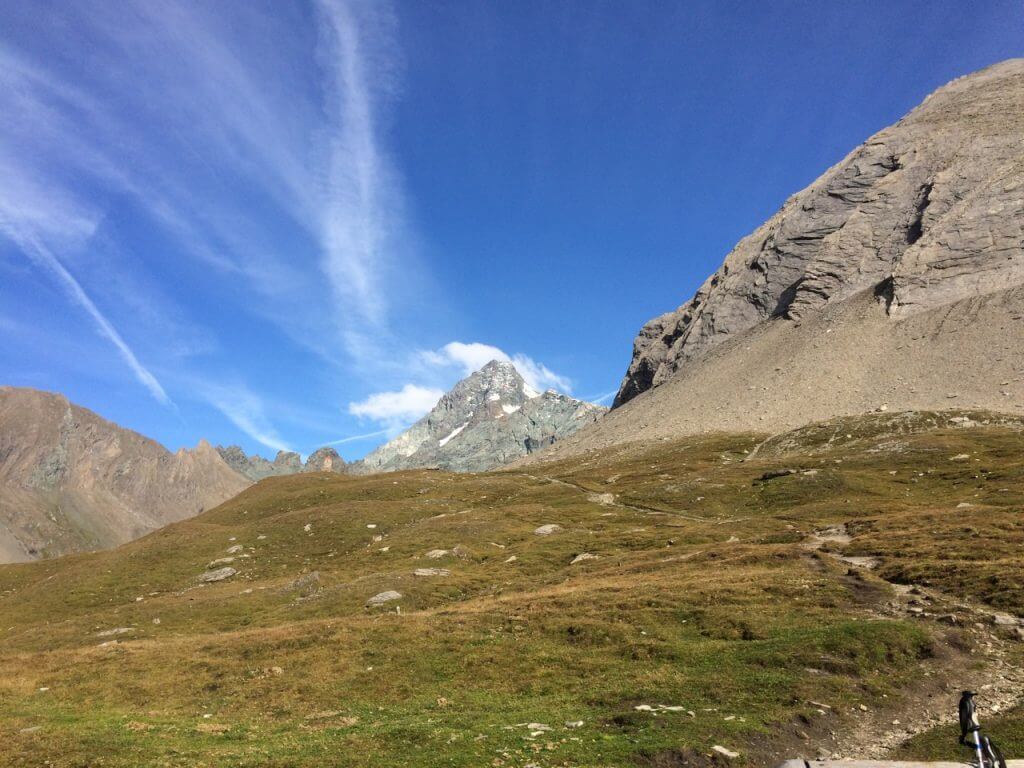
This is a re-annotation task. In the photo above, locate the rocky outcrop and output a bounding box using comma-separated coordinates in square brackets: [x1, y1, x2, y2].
[615, 59, 1024, 408]
[355, 361, 605, 473]
[305, 447, 346, 473]
[0, 387, 251, 563]
[216, 445, 345, 480]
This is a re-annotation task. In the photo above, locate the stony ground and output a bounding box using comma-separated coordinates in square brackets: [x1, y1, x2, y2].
[1, 410, 1023, 767]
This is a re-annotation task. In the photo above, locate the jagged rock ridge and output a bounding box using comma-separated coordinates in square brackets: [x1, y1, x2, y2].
[0, 387, 251, 563]
[616, 59, 1024, 407]
[356, 360, 606, 473]
[216, 445, 346, 481]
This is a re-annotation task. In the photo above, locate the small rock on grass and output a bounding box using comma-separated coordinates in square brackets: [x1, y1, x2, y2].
[198, 567, 237, 583]
[414, 568, 450, 577]
[534, 524, 563, 536]
[712, 745, 740, 759]
[570, 553, 599, 564]
[95, 627, 133, 637]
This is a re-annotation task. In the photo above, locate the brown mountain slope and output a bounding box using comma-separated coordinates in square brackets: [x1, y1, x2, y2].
[532, 59, 1024, 461]
[0, 387, 250, 562]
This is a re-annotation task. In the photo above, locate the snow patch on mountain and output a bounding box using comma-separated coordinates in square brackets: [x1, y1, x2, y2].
[438, 423, 467, 447]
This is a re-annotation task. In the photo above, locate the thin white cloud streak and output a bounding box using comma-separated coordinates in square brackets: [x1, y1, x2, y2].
[326, 428, 391, 445]
[195, 382, 293, 454]
[0, 221, 171, 406]
[586, 389, 618, 405]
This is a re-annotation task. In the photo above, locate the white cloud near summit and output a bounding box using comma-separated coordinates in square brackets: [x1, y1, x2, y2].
[347, 383, 445, 433]
[346, 341, 571, 435]
[422, 341, 572, 394]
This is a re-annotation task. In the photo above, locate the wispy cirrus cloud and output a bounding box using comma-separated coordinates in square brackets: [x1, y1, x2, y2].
[194, 381, 294, 455]
[0, 213, 171, 406]
[0, 1, 583, 459]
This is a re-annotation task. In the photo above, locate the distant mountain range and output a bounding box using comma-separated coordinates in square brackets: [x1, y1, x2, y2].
[215, 444, 347, 481]
[0, 363, 602, 562]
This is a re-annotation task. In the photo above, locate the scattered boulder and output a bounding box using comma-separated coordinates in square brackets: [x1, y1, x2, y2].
[534, 524, 563, 536]
[755, 468, 798, 484]
[413, 568, 449, 577]
[366, 590, 402, 607]
[570, 553, 599, 564]
[712, 745, 740, 759]
[424, 549, 450, 559]
[286, 571, 321, 597]
[198, 567, 237, 583]
[207, 557, 235, 568]
[95, 627, 134, 638]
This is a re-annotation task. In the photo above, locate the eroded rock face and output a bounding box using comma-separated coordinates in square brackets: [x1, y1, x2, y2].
[0, 387, 251, 563]
[615, 59, 1024, 407]
[304, 447, 346, 474]
[355, 361, 605, 473]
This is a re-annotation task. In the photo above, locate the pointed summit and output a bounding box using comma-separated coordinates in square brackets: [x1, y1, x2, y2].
[355, 362, 605, 473]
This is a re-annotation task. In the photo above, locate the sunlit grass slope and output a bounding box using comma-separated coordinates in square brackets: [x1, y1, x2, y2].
[1, 411, 1023, 767]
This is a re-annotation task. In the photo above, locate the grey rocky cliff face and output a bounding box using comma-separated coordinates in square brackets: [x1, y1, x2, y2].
[615, 59, 1024, 408]
[357, 360, 606, 473]
[216, 445, 346, 481]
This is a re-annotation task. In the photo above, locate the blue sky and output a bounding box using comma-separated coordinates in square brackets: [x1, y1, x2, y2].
[0, 1, 1021, 460]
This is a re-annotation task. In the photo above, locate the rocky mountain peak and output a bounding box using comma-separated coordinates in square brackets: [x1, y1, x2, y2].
[356, 362, 605, 473]
[614, 58, 1024, 409]
[305, 446, 346, 473]
[529, 60, 1024, 462]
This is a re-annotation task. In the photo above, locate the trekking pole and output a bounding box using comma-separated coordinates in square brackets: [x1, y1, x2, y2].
[959, 691, 1007, 768]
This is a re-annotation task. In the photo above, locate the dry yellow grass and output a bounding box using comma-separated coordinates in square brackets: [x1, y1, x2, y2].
[1, 411, 1022, 766]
